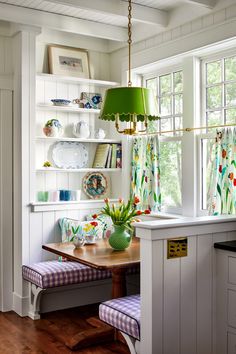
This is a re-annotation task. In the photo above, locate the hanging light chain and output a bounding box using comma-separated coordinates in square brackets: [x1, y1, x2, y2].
[127, 0, 132, 87]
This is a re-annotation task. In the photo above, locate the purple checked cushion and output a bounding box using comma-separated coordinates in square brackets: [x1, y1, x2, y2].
[99, 294, 140, 340]
[22, 260, 112, 288]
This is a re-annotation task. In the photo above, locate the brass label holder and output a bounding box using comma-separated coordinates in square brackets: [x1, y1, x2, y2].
[167, 237, 188, 259]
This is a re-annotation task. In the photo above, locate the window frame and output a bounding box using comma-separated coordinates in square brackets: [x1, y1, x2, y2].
[143, 65, 183, 214]
[198, 49, 236, 215]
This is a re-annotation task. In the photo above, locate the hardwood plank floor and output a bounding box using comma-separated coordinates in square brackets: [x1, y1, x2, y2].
[0, 304, 130, 354]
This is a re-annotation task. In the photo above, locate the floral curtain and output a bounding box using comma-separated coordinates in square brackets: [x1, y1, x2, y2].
[131, 135, 161, 212]
[208, 128, 236, 215]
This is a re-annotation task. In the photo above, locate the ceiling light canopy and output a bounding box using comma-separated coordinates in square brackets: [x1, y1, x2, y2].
[99, 0, 160, 135]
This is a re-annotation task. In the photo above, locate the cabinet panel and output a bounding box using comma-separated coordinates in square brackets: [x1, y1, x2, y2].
[228, 332, 236, 354]
[228, 290, 236, 328]
[229, 257, 236, 285]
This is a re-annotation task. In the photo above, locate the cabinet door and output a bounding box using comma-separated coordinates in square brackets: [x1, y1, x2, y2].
[228, 332, 236, 354]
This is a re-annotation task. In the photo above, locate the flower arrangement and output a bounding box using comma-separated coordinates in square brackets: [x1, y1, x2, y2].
[93, 197, 150, 231]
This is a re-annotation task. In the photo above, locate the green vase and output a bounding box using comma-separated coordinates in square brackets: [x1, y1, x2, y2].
[108, 225, 131, 251]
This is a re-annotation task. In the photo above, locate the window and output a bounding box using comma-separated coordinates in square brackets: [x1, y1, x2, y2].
[145, 69, 183, 211]
[147, 71, 183, 135]
[203, 55, 236, 128]
[201, 53, 236, 211]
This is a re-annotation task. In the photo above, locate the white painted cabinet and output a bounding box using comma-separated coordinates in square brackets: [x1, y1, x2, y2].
[33, 73, 122, 210]
[216, 247, 236, 354]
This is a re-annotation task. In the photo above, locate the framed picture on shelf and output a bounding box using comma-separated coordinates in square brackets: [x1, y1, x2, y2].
[48, 45, 90, 78]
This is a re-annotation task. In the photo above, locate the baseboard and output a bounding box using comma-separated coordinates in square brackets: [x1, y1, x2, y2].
[12, 291, 29, 317]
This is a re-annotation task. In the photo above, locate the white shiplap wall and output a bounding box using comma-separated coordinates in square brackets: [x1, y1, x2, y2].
[0, 34, 13, 312]
[136, 218, 236, 354]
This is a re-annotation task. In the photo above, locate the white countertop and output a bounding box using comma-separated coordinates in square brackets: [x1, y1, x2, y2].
[134, 214, 236, 230]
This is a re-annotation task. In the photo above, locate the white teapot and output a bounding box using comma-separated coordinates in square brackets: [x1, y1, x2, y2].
[95, 128, 106, 139]
[73, 121, 90, 139]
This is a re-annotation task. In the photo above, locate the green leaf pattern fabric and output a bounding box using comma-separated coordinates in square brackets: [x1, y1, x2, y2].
[208, 128, 236, 215]
[131, 136, 161, 211]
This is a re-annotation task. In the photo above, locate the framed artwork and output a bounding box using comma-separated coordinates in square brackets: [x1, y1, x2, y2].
[48, 45, 90, 78]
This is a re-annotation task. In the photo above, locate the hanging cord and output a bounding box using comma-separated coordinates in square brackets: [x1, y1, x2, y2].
[127, 0, 132, 87]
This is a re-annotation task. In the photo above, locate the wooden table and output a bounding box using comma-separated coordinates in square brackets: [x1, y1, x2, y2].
[42, 238, 140, 350]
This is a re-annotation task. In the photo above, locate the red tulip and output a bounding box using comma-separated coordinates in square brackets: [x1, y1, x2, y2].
[134, 196, 140, 204]
[144, 209, 151, 214]
[219, 165, 222, 173]
[90, 221, 98, 227]
[136, 210, 143, 215]
[92, 214, 98, 219]
[234, 178, 236, 186]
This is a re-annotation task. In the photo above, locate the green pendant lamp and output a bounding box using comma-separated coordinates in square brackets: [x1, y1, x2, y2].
[99, 0, 160, 135]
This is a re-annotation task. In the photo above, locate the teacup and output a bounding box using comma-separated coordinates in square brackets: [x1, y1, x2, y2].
[85, 235, 96, 244]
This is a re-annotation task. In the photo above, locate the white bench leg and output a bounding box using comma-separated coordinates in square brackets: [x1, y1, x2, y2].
[28, 283, 45, 320]
[121, 332, 140, 354]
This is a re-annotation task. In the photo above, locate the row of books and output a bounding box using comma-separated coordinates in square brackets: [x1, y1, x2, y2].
[93, 143, 122, 169]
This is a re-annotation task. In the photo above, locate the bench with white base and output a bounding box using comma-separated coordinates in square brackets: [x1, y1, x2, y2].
[99, 294, 140, 354]
[22, 260, 113, 320]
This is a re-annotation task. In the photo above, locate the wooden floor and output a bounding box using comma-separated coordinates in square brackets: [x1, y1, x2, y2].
[0, 304, 130, 354]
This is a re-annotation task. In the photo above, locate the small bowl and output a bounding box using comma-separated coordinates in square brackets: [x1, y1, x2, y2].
[51, 99, 71, 106]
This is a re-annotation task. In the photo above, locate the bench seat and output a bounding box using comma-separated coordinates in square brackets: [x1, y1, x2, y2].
[22, 260, 112, 288]
[23, 260, 140, 320]
[99, 294, 140, 340]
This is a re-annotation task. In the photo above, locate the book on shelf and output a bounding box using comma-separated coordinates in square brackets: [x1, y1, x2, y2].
[105, 145, 112, 168]
[93, 143, 122, 169]
[116, 144, 122, 168]
[93, 144, 110, 168]
[111, 144, 117, 168]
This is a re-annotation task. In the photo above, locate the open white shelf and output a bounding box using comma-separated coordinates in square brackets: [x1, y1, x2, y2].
[36, 167, 122, 173]
[36, 103, 100, 114]
[36, 73, 120, 87]
[30, 198, 119, 212]
[36, 136, 122, 144]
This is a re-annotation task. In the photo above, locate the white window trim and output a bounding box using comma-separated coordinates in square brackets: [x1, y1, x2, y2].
[143, 65, 183, 215]
[198, 49, 236, 215]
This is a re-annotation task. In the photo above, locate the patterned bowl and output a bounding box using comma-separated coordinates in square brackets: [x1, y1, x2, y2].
[51, 99, 71, 106]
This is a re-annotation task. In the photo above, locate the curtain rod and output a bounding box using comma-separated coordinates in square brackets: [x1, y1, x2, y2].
[136, 122, 236, 136]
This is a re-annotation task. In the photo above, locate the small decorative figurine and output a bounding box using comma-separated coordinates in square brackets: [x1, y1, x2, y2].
[43, 119, 63, 137]
[94, 128, 106, 139]
[43, 161, 52, 167]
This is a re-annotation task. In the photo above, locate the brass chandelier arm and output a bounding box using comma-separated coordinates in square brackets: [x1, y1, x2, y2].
[135, 122, 236, 136]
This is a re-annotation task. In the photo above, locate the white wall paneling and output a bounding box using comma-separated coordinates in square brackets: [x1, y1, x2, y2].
[136, 216, 236, 354]
[12, 27, 41, 316]
[0, 89, 13, 311]
[0, 33, 13, 312]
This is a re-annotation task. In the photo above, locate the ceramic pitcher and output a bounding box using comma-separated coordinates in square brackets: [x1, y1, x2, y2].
[72, 121, 90, 138]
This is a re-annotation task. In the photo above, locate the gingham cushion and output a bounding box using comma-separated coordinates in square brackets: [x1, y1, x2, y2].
[22, 260, 112, 289]
[99, 294, 140, 340]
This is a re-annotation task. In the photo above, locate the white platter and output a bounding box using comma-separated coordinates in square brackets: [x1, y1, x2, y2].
[52, 141, 88, 169]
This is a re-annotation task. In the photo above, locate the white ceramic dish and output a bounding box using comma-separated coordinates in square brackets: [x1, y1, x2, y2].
[52, 141, 88, 169]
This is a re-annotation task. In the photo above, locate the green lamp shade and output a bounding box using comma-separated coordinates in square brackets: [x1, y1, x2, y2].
[99, 87, 159, 122]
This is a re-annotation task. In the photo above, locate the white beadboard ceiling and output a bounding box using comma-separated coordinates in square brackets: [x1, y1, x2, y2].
[0, 0, 226, 43]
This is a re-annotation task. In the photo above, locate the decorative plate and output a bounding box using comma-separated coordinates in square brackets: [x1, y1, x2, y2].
[52, 141, 88, 169]
[83, 172, 108, 199]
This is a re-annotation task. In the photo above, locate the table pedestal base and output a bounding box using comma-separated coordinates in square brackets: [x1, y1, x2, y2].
[65, 316, 114, 351]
